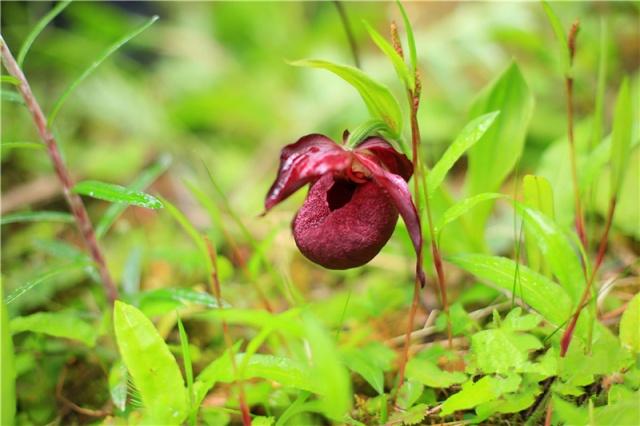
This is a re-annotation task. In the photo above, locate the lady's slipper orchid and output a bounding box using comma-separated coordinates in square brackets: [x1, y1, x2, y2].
[264, 134, 424, 284]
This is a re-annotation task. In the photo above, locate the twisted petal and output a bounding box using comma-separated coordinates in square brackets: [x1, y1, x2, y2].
[355, 137, 413, 181]
[264, 134, 352, 211]
[355, 152, 425, 285]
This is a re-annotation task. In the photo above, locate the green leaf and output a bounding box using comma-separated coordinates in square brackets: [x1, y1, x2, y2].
[474, 382, 540, 421]
[465, 62, 534, 236]
[342, 350, 384, 394]
[108, 361, 128, 412]
[406, 358, 467, 388]
[590, 18, 609, 149]
[610, 77, 632, 195]
[0, 141, 45, 150]
[73, 180, 163, 209]
[1, 286, 16, 426]
[553, 394, 640, 426]
[113, 301, 188, 425]
[514, 202, 584, 301]
[136, 288, 229, 317]
[472, 328, 542, 375]
[48, 15, 158, 125]
[427, 112, 500, 198]
[236, 353, 319, 393]
[192, 343, 239, 408]
[1, 210, 74, 225]
[290, 59, 403, 133]
[302, 314, 352, 419]
[541, 0, 570, 74]
[0, 75, 20, 85]
[522, 175, 555, 274]
[1, 90, 24, 104]
[396, 0, 417, 74]
[447, 254, 572, 328]
[96, 154, 171, 238]
[16, 0, 72, 66]
[620, 293, 640, 353]
[10, 311, 97, 346]
[388, 403, 428, 425]
[435, 193, 505, 237]
[346, 119, 406, 153]
[4, 262, 89, 305]
[440, 374, 521, 416]
[363, 21, 414, 90]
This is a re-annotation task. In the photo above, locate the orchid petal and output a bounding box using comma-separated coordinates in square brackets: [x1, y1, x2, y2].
[265, 134, 352, 211]
[355, 137, 413, 181]
[355, 153, 425, 285]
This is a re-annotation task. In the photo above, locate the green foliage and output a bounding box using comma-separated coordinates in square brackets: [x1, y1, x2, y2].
[440, 374, 521, 416]
[620, 293, 640, 353]
[610, 77, 632, 196]
[73, 180, 163, 209]
[522, 174, 555, 274]
[465, 62, 534, 237]
[290, 59, 403, 134]
[405, 358, 467, 388]
[1, 211, 74, 225]
[1, 286, 16, 426]
[16, 0, 72, 67]
[10, 311, 98, 346]
[363, 21, 414, 91]
[113, 301, 188, 424]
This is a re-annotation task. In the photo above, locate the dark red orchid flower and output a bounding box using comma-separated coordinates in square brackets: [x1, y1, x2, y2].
[264, 134, 425, 285]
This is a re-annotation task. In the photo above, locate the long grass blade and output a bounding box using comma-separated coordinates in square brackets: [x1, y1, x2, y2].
[16, 0, 72, 67]
[48, 15, 158, 126]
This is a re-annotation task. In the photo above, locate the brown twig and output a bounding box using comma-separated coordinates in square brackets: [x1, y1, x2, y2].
[204, 237, 252, 426]
[0, 35, 118, 304]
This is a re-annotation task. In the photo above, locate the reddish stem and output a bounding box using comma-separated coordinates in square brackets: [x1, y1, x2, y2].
[0, 36, 117, 304]
[205, 237, 252, 426]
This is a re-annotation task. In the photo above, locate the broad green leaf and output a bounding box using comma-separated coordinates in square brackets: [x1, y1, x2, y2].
[235, 353, 319, 393]
[541, 0, 570, 73]
[471, 328, 542, 375]
[427, 112, 500, 198]
[1, 210, 74, 225]
[447, 254, 572, 328]
[16, 0, 72, 66]
[96, 154, 171, 238]
[192, 343, 239, 408]
[405, 358, 467, 388]
[113, 301, 188, 425]
[108, 361, 128, 411]
[396, 0, 417, 74]
[465, 62, 534, 236]
[1, 286, 16, 426]
[435, 193, 505, 237]
[620, 293, 640, 353]
[342, 350, 385, 394]
[502, 307, 541, 332]
[610, 77, 632, 195]
[388, 403, 428, 425]
[522, 175, 555, 274]
[363, 21, 414, 90]
[554, 394, 640, 426]
[73, 180, 163, 209]
[303, 314, 352, 419]
[440, 374, 521, 416]
[514, 202, 584, 301]
[48, 15, 159, 125]
[475, 382, 540, 422]
[10, 311, 97, 346]
[0, 142, 45, 150]
[290, 59, 403, 133]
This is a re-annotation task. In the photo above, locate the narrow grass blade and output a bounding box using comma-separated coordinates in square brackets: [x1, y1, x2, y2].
[522, 175, 555, 275]
[96, 155, 171, 238]
[176, 314, 195, 426]
[363, 20, 414, 90]
[435, 193, 505, 237]
[10, 311, 97, 346]
[16, 0, 72, 67]
[1, 286, 16, 426]
[48, 15, 158, 126]
[610, 77, 632, 196]
[113, 301, 188, 424]
[4, 262, 88, 305]
[0, 142, 45, 151]
[396, 0, 417, 74]
[541, 0, 570, 74]
[73, 180, 163, 209]
[0, 75, 20, 85]
[1, 210, 74, 225]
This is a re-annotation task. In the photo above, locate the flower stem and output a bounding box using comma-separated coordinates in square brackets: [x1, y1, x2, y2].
[205, 237, 252, 426]
[333, 1, 360, 69]
[0, 35, 118, 304]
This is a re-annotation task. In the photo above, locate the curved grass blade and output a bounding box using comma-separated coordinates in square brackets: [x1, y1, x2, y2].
[396, 0, 417, 74]
[1, 210, 74, 225]
[16, 0, 72, 67]
[73, 180, 163, 209]
[522, 175, 555, 275]
[48, 15, 158, 126]
[541, 0, 570, 74]
[96, 154, 171, 238]
[346, 118, 405, 153]
[4, 261, 89, 305]
[176, 314, 195, 426]
[290, 58, 403, 133]
[427, 111, 499, 198]
[363, 21, 414, 90]
[113, 301, 188, 425]
[435, 193, 505, 237]
[0, 142, 45, 151]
